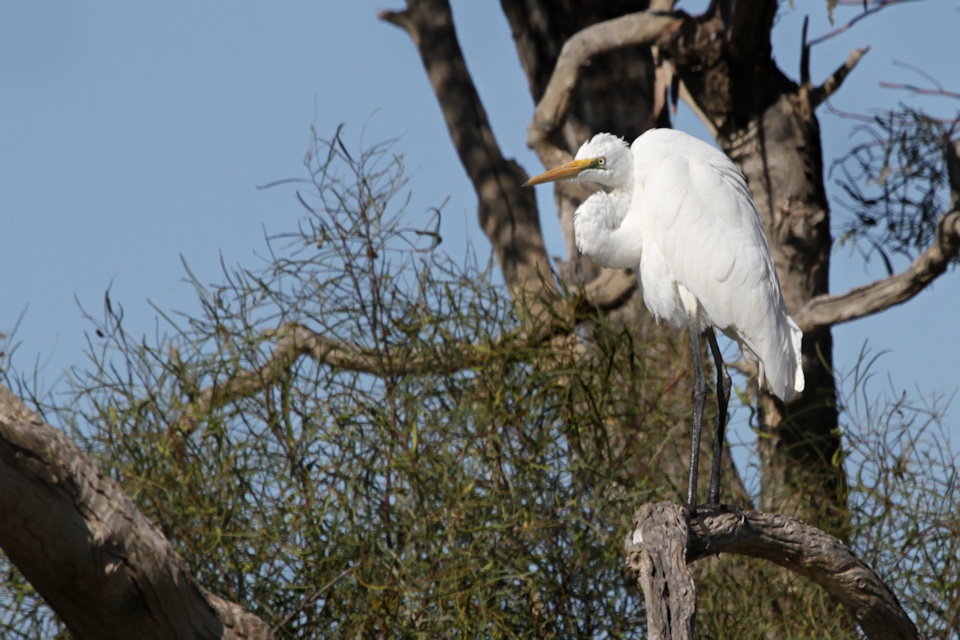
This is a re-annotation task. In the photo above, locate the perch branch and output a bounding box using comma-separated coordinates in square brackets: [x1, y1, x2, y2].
[0, 384, 273, 640]
[625, 503, 919, 640]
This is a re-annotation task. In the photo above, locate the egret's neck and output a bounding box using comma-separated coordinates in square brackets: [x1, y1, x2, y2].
[606, 182, 633, 224]
[573, 177, 640, 270]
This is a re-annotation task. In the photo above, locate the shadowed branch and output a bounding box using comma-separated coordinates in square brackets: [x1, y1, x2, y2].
[0, 385, 273, 640]
[380, 0, 559, 315]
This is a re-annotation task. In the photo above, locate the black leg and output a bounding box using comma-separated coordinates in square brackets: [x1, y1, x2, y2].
[686, 329, 707, 508]
[705, 328, 731, 506]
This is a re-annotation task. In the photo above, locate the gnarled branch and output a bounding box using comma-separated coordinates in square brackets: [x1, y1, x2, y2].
[380, 0, 559, 316]
[795, 209, 960, 331]
[0, 384, 273, 640]
[526, 8, 681, 157]
[625, 503, 919, 640]
[174, 257, 647, 425]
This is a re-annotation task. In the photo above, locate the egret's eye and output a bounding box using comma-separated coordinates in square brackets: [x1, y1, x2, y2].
[596, 157, 606, 167]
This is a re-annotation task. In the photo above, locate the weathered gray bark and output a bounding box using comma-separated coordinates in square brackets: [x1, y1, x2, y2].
[0, 384, 272, 640]
[624, 503, 919, 640]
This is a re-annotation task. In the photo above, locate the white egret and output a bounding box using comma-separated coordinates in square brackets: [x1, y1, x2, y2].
[524, 129, 804, 508]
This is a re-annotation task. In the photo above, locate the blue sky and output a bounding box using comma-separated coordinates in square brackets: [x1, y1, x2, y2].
[2, 2, 958, 469]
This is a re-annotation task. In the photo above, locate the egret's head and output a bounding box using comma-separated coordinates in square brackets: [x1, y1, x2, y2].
[523, 133, 631, 188]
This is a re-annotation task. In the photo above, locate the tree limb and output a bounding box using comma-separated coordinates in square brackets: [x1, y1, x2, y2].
[380, 0, 559, 316]
[527, 9, 681, 155]
[0, 384, 273, 640]
[799, 138, 960, 330]
[624, 503, 919, 640]
[794, 210, 960, 331]
[810, 46, 870, 107]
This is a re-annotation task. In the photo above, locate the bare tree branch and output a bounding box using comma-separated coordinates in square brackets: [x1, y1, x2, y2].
[526, 9, 681, 158]
[624, 503, 919, 640]
[798, 136, 960, 329]
[380, 0, 559, 316]
[810, 46, 870, 106]
[583, 268, 637, 309]
[879, 81, 960, 101]
[0, 384, 273, 640]
[795, 209, 960, 331]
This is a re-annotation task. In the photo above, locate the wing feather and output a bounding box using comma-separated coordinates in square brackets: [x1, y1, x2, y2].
[633, 129, 803, 399]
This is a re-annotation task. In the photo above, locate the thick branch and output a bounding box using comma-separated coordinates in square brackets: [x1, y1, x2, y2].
[624, 503, 696, 640]
[527, 9, 681, 153]
[0, 384, 272, 639]
[380, 0, 559, 314]
[795, 210, 960, 330]
[624, 503, 919, 640]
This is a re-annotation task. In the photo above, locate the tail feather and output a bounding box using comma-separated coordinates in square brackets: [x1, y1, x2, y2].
[782, 316, 804, 402]
[760, 315, 804, 402]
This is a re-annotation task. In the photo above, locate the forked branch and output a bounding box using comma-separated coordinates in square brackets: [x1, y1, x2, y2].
[625, 503, 919, 640]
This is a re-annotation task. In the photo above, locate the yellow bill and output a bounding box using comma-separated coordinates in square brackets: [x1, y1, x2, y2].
[522, 158, 598, 186]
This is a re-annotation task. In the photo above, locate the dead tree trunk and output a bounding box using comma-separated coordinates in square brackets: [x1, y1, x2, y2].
[624, 503, 919, 640]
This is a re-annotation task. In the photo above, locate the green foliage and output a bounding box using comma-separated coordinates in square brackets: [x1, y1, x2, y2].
[842, 348, 960, 638]
[7, 130, 669, 638]
[2, 131, 958, 638]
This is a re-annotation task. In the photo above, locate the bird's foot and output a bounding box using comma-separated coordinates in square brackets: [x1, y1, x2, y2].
[682, 503, 747, 552]
[683, 502, 746, 523]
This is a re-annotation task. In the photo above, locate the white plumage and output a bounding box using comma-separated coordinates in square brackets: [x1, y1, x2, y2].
[525, 128, 804, 506]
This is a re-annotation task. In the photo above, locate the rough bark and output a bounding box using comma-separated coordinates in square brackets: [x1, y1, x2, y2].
[380, 0, 559, 318]
[624, 503, 919, 640]
[0, 384, 272, 640]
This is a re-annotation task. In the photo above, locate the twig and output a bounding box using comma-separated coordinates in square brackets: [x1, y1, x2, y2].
[272, 565, 357, 634]
[879, 82, 960, 101]
[806, 0, 921, 48]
